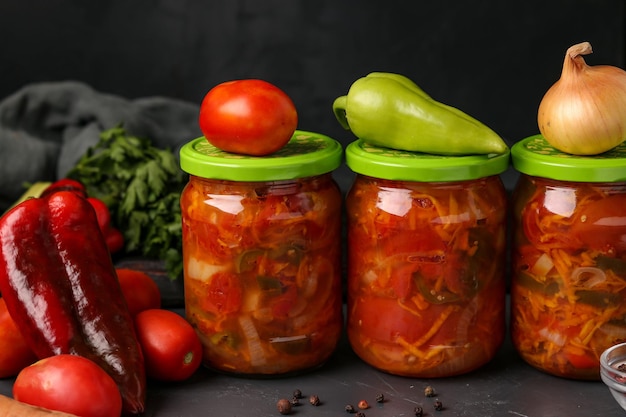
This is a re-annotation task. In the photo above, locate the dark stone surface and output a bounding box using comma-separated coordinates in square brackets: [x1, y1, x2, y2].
[1, 304, 624, 416]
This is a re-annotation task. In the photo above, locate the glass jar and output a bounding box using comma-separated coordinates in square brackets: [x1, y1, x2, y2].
[179, 131, 343, 376]
[511, 134, 626, 380]
[345, 140, 509, 377]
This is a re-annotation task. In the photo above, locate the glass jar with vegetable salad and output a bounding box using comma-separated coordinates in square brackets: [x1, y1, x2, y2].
[179, 131, 343, 376]
[511, 134, 626, 380]
[344, 140, 509, 377]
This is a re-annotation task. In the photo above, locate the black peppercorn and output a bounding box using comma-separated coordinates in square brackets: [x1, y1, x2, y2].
[433, 400, 443, 411]
[355, 412, 366, 417]
[413, 406, 423, 417]
[309, 394, 320, 406]
[293, 389, 303, 399]
[375, 393, 385, 403]
[345, 404, 356, 413]
[276, 398, 292, 415]
[290, 397, 300, 407]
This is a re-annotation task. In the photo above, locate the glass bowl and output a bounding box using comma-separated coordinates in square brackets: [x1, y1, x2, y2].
[600, 342, 626, 411]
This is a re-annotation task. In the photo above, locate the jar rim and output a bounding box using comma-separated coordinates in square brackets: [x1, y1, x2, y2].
[179, 131, 342, 181]
[511, 134, 626, 182]
[345, 139, 510, 182]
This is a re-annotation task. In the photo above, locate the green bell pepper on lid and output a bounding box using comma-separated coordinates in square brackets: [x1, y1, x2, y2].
[333, 72, 508, 156]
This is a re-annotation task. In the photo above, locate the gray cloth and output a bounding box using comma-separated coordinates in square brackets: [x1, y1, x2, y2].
[0, 81, 201, 212]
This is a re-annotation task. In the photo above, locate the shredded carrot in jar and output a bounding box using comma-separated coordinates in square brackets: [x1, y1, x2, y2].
[512, 176, 626, 380]
[346, 176, 507, 377]
[181, 175, 343, 375]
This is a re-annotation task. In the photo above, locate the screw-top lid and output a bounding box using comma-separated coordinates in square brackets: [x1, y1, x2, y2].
[180, 130, 342, 181]
[345, 139, 510, 182]
[511, 134, 626, 182]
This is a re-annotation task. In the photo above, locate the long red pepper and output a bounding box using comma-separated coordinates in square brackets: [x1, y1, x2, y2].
[0, 191, 146, 414]
[41, 178, 125, 254]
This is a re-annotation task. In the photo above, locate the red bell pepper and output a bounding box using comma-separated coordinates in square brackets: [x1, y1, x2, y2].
[0, 191, 146, 414]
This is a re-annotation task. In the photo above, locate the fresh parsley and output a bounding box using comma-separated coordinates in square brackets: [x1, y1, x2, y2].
[67, 126, 187, 279]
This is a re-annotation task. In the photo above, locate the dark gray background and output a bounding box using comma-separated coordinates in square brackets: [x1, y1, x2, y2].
[0, 0, 624, 191]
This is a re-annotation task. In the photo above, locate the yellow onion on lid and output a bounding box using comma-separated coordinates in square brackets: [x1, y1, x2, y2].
[538, 41, 626, 155]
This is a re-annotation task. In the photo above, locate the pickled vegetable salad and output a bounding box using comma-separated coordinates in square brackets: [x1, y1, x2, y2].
[182, 177, 342, 375]
[512, 180, 626, 379]
[347, 177, 507, 377]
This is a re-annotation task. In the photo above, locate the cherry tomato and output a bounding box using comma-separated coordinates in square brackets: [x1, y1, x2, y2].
[0, 298, 37, 378]
[105, 227, 125, 254]
[13, 354, 122, 417]
[134, 309, 203, 381]
[199, 79, 298, 156]
[116, 268, 161, 317]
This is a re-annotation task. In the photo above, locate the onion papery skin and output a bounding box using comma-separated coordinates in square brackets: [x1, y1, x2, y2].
[538, 42, 626, 156]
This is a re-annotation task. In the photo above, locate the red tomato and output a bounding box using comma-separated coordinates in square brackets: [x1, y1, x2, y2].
[0, 298, 37, 378]
[13, 354, 122, 417]
[198, 79, 298, 156]
[105, 227, 125, 254]
[351, 297, 465, 346]
[351, 297, 431, 344]
[201, 271, 243, 315]
[270, 283, 298, 319]
[570, 194, 626, 253]
[522, 195, 575, 249]
[565, 351, 598, 369]
[116, 268, 162, 317]
[87, 197, 111, 231]
[134, 309, 203, 381]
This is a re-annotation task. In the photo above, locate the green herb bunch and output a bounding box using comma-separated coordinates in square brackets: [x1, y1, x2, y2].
[67, 126, 187, 279]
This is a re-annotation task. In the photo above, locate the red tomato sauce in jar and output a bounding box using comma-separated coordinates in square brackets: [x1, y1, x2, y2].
[511, 135, 626, 380]
[179, 131, 343, 376]
[345, 140, 509, 377]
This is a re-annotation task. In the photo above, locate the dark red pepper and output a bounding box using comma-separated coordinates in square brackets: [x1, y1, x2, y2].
[40, 178, 87, 198]
[41, 179, 125, 254]
[0, 191, 146, 414]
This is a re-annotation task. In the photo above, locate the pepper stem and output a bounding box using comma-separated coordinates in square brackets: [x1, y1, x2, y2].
[332, 96, 351, 130]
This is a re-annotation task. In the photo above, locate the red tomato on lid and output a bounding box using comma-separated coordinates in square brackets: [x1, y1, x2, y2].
[198, 79, 298, 156]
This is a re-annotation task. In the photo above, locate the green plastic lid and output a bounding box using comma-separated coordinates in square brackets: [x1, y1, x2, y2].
[511, 134, 626, 182]
[345, 139, 510, 182]
[179, 130, 342, 181]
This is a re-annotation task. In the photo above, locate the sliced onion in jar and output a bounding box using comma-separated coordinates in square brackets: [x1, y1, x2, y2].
[423, 342, 489, 377]
[455, 297, 478, 341]
[238, 315, 267, 367]
[297, 260, 319, 299]
[538, 327, 567, 347]
[186, 256, 225, 281]
[570, 266, 606, 288]
[530, 253, 554, 277]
